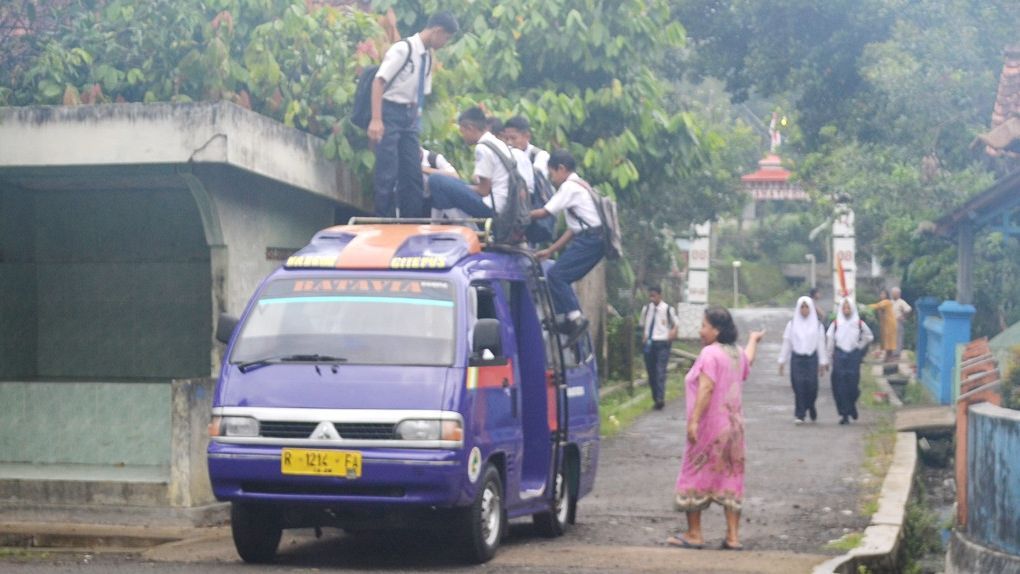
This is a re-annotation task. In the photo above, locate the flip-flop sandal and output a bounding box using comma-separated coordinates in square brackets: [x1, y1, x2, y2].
[720, 540, 745, 551]
[666, 535, 704, 549]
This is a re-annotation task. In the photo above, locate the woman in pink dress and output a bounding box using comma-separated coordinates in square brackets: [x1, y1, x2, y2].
[667, 306, 764, 550]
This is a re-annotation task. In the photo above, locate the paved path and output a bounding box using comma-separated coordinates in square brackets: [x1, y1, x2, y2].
[575, 308, 875, 556]
[1, 308, 878, 573]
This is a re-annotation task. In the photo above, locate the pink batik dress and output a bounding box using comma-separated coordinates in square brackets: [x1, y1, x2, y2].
[675, 342, 750, 512]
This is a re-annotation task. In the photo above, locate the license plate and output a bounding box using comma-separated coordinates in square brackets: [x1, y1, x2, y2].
[281, 449, 362, 478]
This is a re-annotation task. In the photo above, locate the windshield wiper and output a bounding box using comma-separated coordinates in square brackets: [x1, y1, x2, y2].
[237, 354, 347, 373]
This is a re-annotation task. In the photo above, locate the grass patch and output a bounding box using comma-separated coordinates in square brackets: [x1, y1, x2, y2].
[0, 548, 52, 561]
[897, 486, 944, 574]
[600, 370, 684, 438]
[825, 531, 864, 552]
[901, 382, 933, 406]
[855, 367, 897, 520]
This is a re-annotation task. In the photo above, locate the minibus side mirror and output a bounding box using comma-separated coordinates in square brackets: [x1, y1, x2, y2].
[215, 313, 240, 345]
[471, 318, 507, 366]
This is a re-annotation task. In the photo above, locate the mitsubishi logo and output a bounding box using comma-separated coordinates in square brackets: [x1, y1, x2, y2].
[310, 422, 341, 440]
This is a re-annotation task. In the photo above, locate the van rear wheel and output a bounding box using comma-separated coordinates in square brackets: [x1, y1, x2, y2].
[231, 502, 282, 564]
[457, 464, 504, 563]
[533, 469, 570, 537]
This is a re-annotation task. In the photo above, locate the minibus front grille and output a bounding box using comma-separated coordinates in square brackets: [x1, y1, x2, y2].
[259, 421, 396, 440]
[334, 423, 396, 439]
[260, 421, 318, 438]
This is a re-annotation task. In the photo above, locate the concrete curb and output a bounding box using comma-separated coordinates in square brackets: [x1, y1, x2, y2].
[812, 431, 918, 574]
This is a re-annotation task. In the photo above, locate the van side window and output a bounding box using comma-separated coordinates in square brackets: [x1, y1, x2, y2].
[473, 283, 498, 320]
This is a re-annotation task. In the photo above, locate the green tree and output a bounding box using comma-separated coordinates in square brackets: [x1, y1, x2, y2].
[2, 0, 757, 299]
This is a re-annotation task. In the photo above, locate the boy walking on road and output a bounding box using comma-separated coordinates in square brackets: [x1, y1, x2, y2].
[368, 11, 458, 218]
[530, 149, 606, 345]
[641, 286, 679, 410]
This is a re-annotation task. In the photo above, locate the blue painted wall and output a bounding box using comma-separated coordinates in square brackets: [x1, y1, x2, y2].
[918, 300, 974, 404]
[967, 403, 1020, 556]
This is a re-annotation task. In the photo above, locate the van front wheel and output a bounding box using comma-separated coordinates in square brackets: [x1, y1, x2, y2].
[231, 502, 282, 564]
[457, 464, 504, 563]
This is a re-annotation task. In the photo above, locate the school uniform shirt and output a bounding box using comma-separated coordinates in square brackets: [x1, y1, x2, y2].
[374, 33, 431, 104]
[641, 301, 678, 342]
[542, 173, 600, 233]
[419, 147, 457, 176]
[778, 296, 830, 366]
[526, 144, 550, 177]
[826, 299, 875, 356]
[473, 132, 534, 213]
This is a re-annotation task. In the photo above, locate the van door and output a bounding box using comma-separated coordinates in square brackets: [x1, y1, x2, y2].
[468, 281, 523, 502]
[562, 332, 600, 499]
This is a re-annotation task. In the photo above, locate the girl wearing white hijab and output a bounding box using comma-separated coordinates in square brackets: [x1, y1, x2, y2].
[778, 296, 829, 424]
[826, 297, 874, 424]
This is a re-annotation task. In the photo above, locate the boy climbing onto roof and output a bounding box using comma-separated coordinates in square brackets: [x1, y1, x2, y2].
[530, 149, 606, 345]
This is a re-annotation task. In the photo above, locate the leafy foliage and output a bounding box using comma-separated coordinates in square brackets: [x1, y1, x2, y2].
[678, 0, 1020, 336]
[2, 0, 757, 294]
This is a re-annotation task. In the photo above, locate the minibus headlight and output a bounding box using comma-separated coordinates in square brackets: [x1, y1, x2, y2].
[396, 420, 440, 441]
[396, 419, 463, 441]
[213, 416, 260, 437]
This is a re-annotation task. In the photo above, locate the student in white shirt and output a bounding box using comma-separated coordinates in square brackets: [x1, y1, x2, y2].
[641, 286, 679, 410]
[368, 11, 458, 218]
[428, 107, 531, 218]
[503, 116, 550, 177]
[826, 297, 874, 425]
[778, 296, 830, 424]
[529, 149, 606, 346]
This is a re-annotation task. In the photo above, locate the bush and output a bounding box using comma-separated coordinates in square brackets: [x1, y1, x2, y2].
[1002, 346, 1020, 410]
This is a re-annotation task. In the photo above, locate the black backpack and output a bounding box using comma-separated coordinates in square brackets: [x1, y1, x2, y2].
[525, 148, 557, 244]
[479, 141, 532, 244]
[351, 39, 421, 130]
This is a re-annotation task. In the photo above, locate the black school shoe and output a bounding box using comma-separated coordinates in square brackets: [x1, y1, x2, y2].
[839, 416, 849, 425]
[809, 407, 818, 422]
[560, 316, 590, 348]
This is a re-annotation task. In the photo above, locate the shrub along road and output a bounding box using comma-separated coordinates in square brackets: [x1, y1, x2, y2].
[1, 309, 877, 573]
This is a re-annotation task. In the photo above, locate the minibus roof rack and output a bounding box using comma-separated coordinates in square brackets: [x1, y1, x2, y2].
[347, 217, 493, 244]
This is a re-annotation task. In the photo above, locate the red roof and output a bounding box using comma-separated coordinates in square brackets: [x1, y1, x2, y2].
[741, 154, 793, 183]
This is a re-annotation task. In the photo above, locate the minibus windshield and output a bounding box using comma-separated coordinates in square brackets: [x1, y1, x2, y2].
[230, 277, 456, 367]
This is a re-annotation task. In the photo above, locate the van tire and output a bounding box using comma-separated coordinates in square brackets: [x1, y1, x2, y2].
[231, 502, 282, 564]
[533, 468, 571, 537]
[457, 464, 504, 563]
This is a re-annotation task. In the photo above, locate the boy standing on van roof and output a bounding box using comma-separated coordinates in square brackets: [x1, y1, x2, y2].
[368, 11, 459, 218]
[427, 106, 534, 219]
[530, 149, 606, 344]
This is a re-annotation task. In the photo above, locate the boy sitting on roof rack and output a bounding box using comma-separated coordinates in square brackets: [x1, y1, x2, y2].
[426, 107, 533, 222]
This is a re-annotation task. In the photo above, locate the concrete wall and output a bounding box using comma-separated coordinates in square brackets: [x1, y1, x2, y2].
[967, 402, 1020, 556]
[198, 166, 339, 318]
[0, 187, 38, 379]
[575, 261, 608, 368]
[0, 382, 170, 466]
[0, 185, 210, 379]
